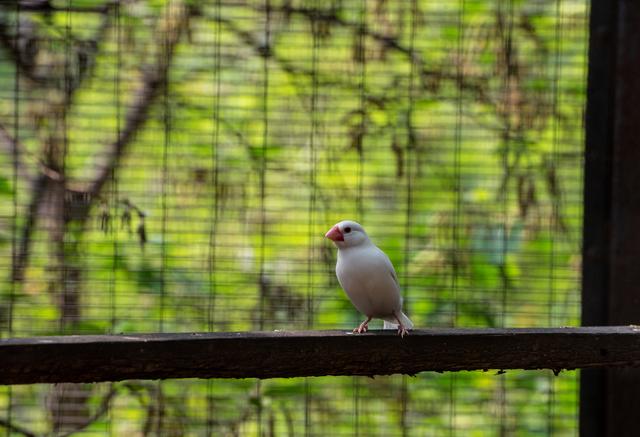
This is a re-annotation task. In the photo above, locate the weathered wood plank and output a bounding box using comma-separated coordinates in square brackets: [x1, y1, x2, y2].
[1, 327, 640, 385]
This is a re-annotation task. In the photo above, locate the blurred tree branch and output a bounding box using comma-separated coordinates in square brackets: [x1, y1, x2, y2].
[247, 3, 491, 100]
[3, 0, 113, 14]
[0, 3, 191, 433]
[0, 418, 37, 437]
[57, 385, 117, 437]
[3, 0, 191, 284]
[0, 124, 31, 182]
[0, 0, 116, 284]
[0, 17, 42, 85]
[88, 1, 191, 199]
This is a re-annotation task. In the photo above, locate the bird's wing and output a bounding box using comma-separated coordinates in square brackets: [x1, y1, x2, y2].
[375, 246, 404, 307]
[389, 266, 399, 287]
[377, 248, 414, 329]
[377, 247, 400, 291]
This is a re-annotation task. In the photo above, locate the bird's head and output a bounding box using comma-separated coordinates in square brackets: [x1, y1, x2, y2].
[325, 220, 369, 248]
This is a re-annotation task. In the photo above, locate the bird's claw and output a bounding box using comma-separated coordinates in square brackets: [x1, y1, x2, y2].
[353, 320, 370, 334]
[353, 325, 368, 334]
[392, 312, 410, 338]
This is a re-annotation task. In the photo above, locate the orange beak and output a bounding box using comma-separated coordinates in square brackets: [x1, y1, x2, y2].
[325, 225, 344, 242]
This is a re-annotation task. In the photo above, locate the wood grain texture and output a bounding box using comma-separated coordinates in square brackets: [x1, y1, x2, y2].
[1, 327, 640, 385]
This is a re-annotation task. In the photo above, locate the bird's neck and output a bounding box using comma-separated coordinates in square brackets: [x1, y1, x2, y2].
[337, 240, 375, 252]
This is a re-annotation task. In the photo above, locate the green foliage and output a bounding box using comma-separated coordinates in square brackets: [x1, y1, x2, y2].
[0, 0, 587, 435]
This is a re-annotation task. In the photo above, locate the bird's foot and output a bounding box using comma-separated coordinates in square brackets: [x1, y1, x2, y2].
[353, 322, 369, 334]
[397, 325, 409, 338]
[393, 312, 409, 338]
[393, 313, 409, 338]
[353, 317, 372, 334]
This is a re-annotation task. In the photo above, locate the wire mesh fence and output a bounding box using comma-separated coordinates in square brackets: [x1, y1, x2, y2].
[0, 0, 587, 435]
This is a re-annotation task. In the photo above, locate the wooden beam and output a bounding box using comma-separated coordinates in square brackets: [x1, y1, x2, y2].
[580, 1, 618, 434]
[581, 1, 640, 436]
[1, 327, 640, 385]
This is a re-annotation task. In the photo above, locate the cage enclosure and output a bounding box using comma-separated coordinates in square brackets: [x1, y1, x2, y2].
[0, 0, 624, 435]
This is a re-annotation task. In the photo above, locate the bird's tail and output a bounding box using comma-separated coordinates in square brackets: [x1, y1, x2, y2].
[383, 311, 414, 330]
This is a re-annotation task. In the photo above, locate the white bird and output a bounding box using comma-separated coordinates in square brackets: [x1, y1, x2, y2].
[325, 220, 414, 337]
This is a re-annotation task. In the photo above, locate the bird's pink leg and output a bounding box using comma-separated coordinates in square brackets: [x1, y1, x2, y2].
[353, 316, 372, 334]
[393, 312, 409, 338]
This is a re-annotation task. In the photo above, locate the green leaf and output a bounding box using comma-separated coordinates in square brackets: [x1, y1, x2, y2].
[0, 176, 12, 195]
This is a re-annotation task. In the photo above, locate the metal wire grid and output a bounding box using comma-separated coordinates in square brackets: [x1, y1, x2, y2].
[0, 0, 587, 435]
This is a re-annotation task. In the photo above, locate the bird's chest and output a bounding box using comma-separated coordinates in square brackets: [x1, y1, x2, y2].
[335, 250, 399, 315]
[336, 257, 380, 292]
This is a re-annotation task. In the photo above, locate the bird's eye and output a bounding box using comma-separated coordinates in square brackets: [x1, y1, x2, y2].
[344, 227, 352, 233]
